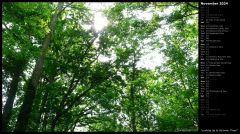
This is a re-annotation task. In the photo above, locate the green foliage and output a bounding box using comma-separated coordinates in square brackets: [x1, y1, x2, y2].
[2, 2, 198, 132]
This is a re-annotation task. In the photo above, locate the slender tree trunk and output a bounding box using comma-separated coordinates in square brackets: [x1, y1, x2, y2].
[2, 66, 24, 132]
[130, 52, 137, 132]
[31, 76, 55, 131]
[14, 3, 63, 132]
[71, 122, 77, 132]
[41, 110, 49, 131]
[51, 113, 62, 132]
[34, 89, 49, 131]
[130, 84, 136, 132]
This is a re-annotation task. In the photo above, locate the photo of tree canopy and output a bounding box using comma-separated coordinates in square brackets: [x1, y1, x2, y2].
[2, 2, 198, 132]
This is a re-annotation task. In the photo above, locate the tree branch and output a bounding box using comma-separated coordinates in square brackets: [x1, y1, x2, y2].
[57, 2, 74, 16]
[186, 2, 198, 10]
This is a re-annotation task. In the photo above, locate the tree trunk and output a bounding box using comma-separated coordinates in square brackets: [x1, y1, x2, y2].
[130, 52, 137, 132]
[51, 113, 62, 132]
[34, 88, 49, 131]
[14, 3, 64, 132]
[2, 66, 24, 132]
[41, 110, 49, 131]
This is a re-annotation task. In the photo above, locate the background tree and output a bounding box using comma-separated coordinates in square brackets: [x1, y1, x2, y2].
[2, 2, 52, 132]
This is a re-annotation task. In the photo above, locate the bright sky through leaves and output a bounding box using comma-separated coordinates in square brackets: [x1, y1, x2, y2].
[85, 3, 178, 70]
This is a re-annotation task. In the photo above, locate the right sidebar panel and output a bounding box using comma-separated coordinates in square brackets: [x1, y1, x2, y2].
[199, 1, 238, 132]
